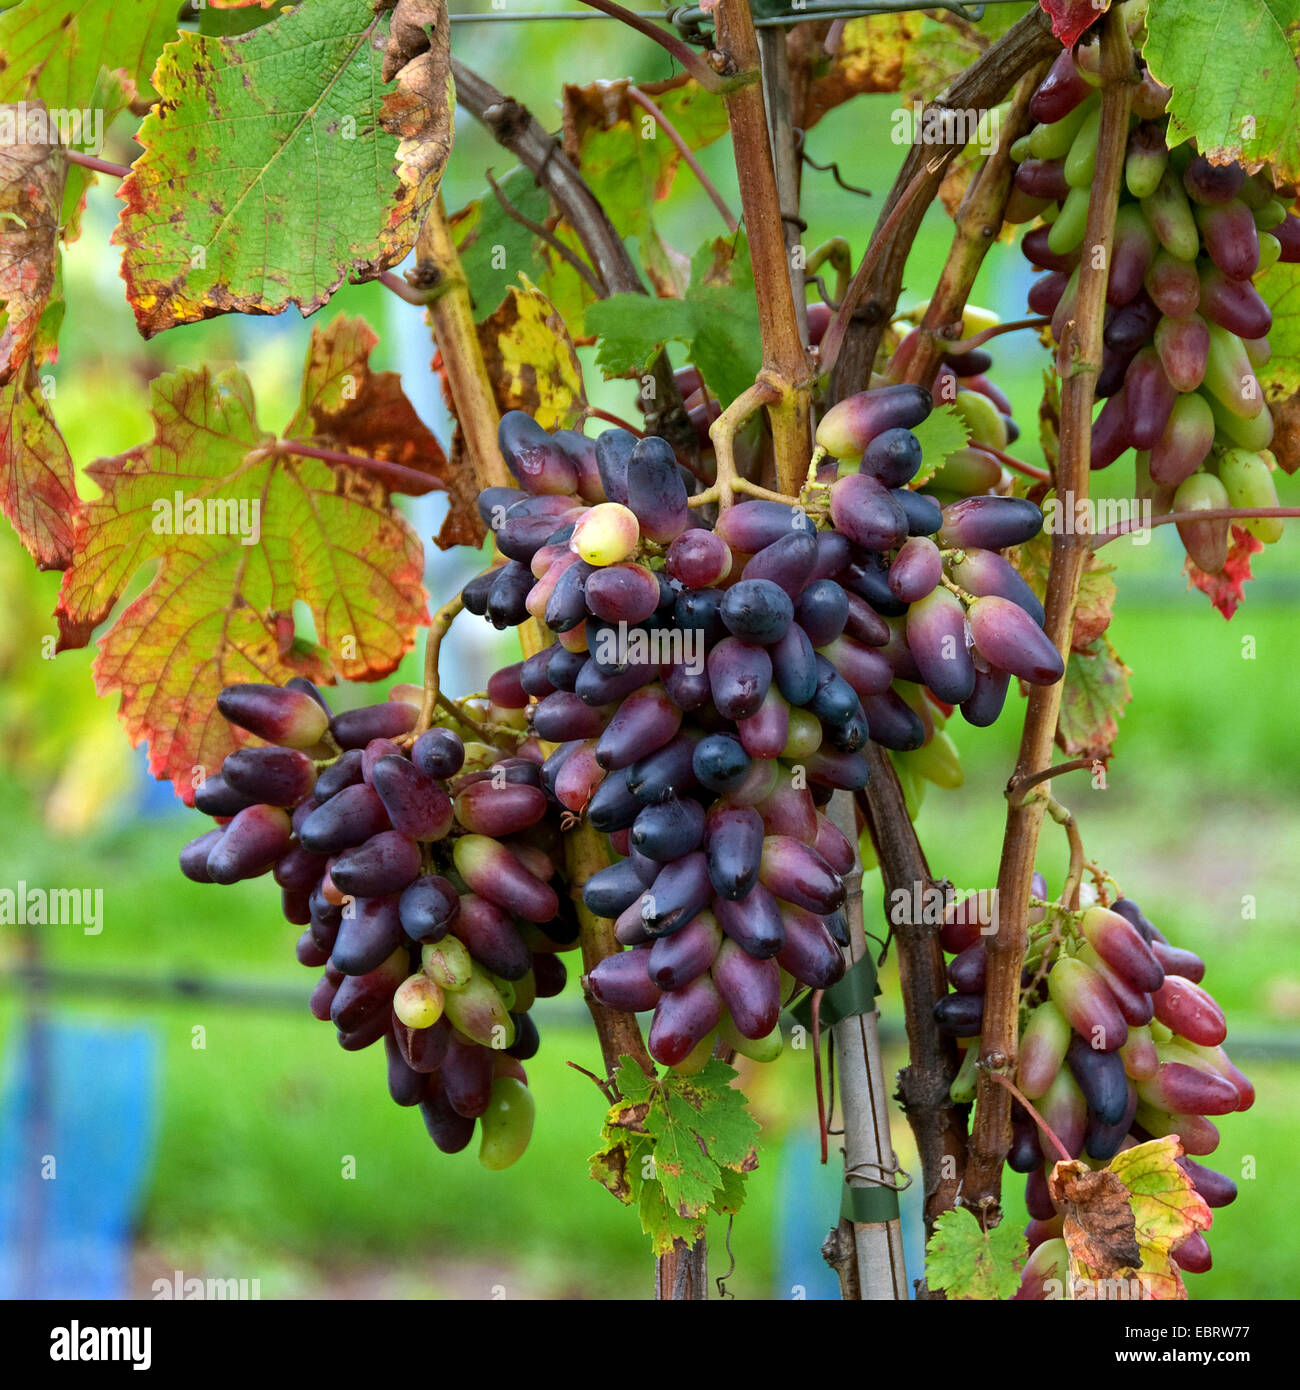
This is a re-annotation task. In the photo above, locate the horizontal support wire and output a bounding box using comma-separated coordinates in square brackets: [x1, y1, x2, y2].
[445, 1, 1029, 30]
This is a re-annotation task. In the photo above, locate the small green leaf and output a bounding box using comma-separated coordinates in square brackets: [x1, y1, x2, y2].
[1143, 0, 1300, 181]
[909, 403, 970, 488]
[589, 1056, 758, 1256]
[1255, 260, 1300, 400]
[925, 1205, 1027, 1300]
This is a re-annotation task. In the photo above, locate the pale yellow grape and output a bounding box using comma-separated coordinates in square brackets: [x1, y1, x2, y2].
[570, 502, 640, 566]
[394, 972, 444, 1029]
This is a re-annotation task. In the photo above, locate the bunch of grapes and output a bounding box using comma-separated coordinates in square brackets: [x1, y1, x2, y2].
[934, 880, 1251, 1295]
[1011, 39, 1298, 575]
[178, 679, 574, 1168]
[459, 391, 1060, 1071]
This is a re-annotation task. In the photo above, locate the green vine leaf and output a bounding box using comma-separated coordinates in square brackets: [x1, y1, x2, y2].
[114, 0, 453, 337]
[1143, 0, 1300, 180]
[54, 325, 437, 798]
[925, 1205, 1028, 1300]
[586, 235, 760, 408]
[590, 1055, 759, 1256]
[909, 403, 969, 489]
[0, 0, 179, 107]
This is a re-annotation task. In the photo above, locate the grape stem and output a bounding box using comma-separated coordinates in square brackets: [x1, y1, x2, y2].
[65, 149, 129, 178]
[584, 406, 645, 436]
[969, 9, 1136, 1221]
[1005, 756, 1103, 806]
[1092, 506, 1300, 548]
[416, 595, 463, 736]
[625, 85, 738, 233]
[484, 169, 608, 296]
[1044, 794, 1086, 913]
[699, 380, 780, 511]
[940, 316, 1051, 353]
[984, 1072, 1072, 1165]
[571, 0, 747, 94]
[981, 443, 1052, 484]
[272, 439, 442, 497]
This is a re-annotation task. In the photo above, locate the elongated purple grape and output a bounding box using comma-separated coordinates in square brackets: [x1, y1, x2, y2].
[933, 991, 984, 1036]
[1018, 1001, 1071, 1098]
[586, 948, 660, 1011]
[596, 684, 682, 770]
[1180, 1158, 1237, 1208]
[1080, 906, 1164, 993]
[713, 885, 785, 958]
[575, 655, 658, 707]
[707, 638, 773, 721]
[1108, 203, 1156, 306]
[631, 797, 706, 863]
[1152, 939, 1205, 984]
[419, 1077, 475, 1154]
[218, 683, 330, 748]
[582, 562, 660, 625]
[704, 805, 765, 901]
[947, 941, 987, 994]
[764, 622, 816, 708]
[1088, 951, 1155, 1027]
[180, 827, 224, 882]
[648, 911, 722, 990]
[741, 530, 818, 599]
[1145, 249, 1201, 317]
[1037, 1067, 1087, 1160]
[1022, 224, 1079, 274]
[582, 857, 647, 918]
[968, 596, 1064, 686]
[499, 410, 578, 494]
[1084, 1082, 1139, 1161]
[861, 426, 924, 488]
[817, 383, 933, 458]
[792, 579, 848, 648]
[369, 756, 450, 840]
[1183, 154, 1245, 207]
[1090, 386, 1133, 469]
[1152, 975, 1227, 1046]
[627, 435, 688, 543]
[714, 500, 806, 553]
[333, 895, 406, 976]
[906, 588, 976, 704]
[737, 685, 790, 758]
[712, 939, 780, 1039]
[204, 805, 291, 883]
[648, 974, 723, 1066]
[819, 636, 893, 700]
[1030, 47, 1092, 123]
[330, 701, 418, 749]
[384, 1032, 427, 1107]
[1148, 391, 1215, 487]
[720, 579, 794, 646]
[937, 495, 1043, 549]
[1014, 157, 1069, 202]
[399, 874, 460, 944]
[1198, 264, 1272, 339]
[298, 784, 391, 855]
[1142, 1060, 1240, 1117]
[1196, 199, 1259, 280]
[1028, 269, 1069, 317]
[859, 690, 923, 750]
[1066, 1034, 1130, 1125]
[484, 561, 533, 629]
[194, 773, 255, 817]
[532, 691, 612, 744]
[946, 548, 1045, 627]
[960, 664, 1010, 727]
[1154, 313, 1210, 393]
[1048, 956, 1126, 1051]
[803, 748, 870, 791]
[759, 836, 844, 914]
[839, 550, 905, 618]
[315, 749, 366, 803]
[454, 780, 547, 838]
[454, 834, 558, 923]
[779, 906, 845, 989]
[844, 593, 890, 647]
[594, 428, 635, 504]
[830, 473, 908, 550]
[627, 735, 699, 805]
[453, 894, 531, 980]
[223, 746, 316, 807]
[888, 536, 942, 604]
[1123, 346, 1177, 448]
[331, 832, 421, 899]
[641, 851, 713, 937]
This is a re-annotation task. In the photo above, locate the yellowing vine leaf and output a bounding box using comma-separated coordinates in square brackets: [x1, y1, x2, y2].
[1057, 635, 1131, 761]
[0, 103, 65, 383]
[54, 348, 432, 799]
[1050, 1136, 1212, 1300]
[802, 13, 923, 129]
[0, 359, 78, 570]
[114, 0, 453, 337]
[476, 279, 587, 430]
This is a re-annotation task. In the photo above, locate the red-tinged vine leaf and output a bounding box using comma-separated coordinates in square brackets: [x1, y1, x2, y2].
[1039, 0, 1108, 48]
[432, 424, 482, 552]
[114, 0, 452, 338]
[1143, 0, 1300, 181]
[0, 105, 65, 384]
[1184, 526, 1265, 619]
[801, 13, 923, 129]
[477, 279, 587, 431]
[0, 359, 78, 569]
[561, 75, 727, 299]
[925, 1206, 1028, 1301]
[1050, 1137, 1211, 1300]
[590, 1056, 758, 1256]
[285, 313, 449, 493]
[1057, 635, 1131, 760]
[54, 364, 428, 799]
[0, 1, 179, 107]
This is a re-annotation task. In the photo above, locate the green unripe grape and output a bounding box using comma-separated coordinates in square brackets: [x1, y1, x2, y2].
[1063, 106, 1102, 189]
[780, 706, 823, 761]
[1218, 448, 1284, 543]
[719, 1012, 783, 1063]
[953, 389, 1008, 450]
[478, 1077, 535, 1170]
[1028, 98, 1095, 161]
[443, 972, 516, 1049]
[905, 729, 964, 790]
[669, 1030, 717, 1076]
[1047, 184, 1091, 255]
[422, 936, 474, 992]
[1254, 198, 1287, 231]
[949, 1042, 979, 1104]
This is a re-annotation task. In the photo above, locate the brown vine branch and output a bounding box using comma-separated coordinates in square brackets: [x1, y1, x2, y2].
[1006, 757, 1102, 806]
[1092, 507, 1300, 548]
[412, 195, 510, 491]
[450, 60, 696, 461]
[625, 85, 738, 233]
[824, 4, 1060, 400]
[757, 27, 808, 346]
[966, 10, 1136, 1220]
[485, 169, 608, 295]
[714, 0, 812, 496]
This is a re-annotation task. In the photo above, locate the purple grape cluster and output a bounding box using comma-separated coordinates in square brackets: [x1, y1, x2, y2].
[178, 679, 575, 1167]
[933, 881, 1252, 1296]
[1012, 39, 1295, 575]
[460, 397, 1059, 1068]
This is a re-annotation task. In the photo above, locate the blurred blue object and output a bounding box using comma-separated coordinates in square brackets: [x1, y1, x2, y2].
[776, 1130, 925, 1300]
[0, 1019, 158, 1299]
